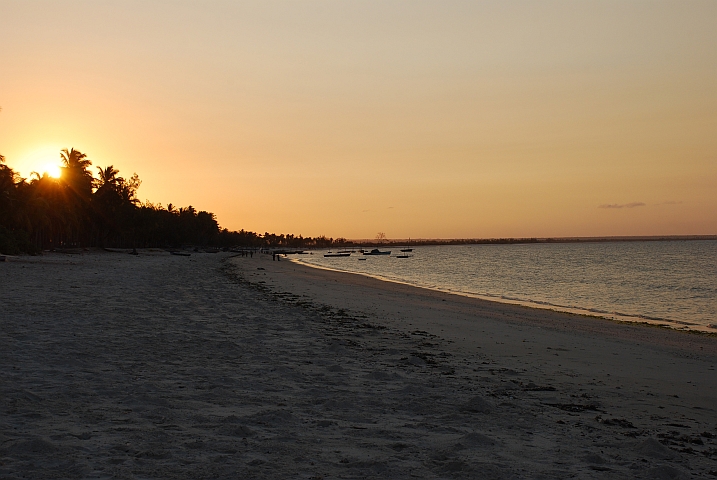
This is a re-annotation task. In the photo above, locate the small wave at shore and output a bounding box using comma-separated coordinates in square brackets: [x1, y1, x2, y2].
[294, 241, 716, 332]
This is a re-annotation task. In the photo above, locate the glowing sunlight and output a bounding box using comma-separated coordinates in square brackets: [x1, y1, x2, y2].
[14, 145, 65, 181]
[44, 163, 61, 178]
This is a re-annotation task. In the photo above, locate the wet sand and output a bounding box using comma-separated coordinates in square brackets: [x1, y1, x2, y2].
[1, 250, 716, 479]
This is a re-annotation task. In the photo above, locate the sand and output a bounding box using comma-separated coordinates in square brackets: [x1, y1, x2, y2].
[1, 251, 716, 479]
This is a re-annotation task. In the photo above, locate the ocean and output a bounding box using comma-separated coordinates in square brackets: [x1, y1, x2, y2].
[295, 240, 716, 332]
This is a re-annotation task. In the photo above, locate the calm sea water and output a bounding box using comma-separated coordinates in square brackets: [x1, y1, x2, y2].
[295, 241, 717, 331]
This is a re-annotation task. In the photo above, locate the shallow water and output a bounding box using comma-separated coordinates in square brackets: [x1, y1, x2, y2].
[297, 240, 717, 330]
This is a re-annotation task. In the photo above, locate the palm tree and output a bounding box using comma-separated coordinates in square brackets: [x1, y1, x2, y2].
[58, 148, 93, 246]
[96, 165, 119, 189]
[60, 148, 91, 171]
[60, 148, 93, 197]
[0, 154, 18, 227]
[13, 178, 50, 236]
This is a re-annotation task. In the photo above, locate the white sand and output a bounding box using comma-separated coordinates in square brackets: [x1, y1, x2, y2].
[1, 251, 715, 479]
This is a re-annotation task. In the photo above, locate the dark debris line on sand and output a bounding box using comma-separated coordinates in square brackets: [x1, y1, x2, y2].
[0, 252, 714, 479]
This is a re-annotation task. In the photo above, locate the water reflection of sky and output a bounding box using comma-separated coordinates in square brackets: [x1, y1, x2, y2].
[296, 241, 717, 331]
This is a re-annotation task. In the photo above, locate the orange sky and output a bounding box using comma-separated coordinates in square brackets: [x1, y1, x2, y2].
[1, 1, 715, 238]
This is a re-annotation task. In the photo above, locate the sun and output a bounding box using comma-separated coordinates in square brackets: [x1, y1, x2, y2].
[44, 163, 61, 178]
[16, 145, 65, 179]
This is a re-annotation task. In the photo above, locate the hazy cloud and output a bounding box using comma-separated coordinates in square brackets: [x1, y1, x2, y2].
[598, 202, 646, 209]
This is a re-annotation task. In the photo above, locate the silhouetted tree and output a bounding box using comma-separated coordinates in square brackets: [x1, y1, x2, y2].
[1, 148, 369, 254]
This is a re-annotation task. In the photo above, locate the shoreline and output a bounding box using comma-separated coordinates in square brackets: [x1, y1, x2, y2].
[291, 256, 717, 335]
[236, 253, 717, 359]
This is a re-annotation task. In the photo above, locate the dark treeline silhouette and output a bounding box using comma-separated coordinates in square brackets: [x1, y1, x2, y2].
[0, 149, 349, 254]
[4, 149, 712, 255]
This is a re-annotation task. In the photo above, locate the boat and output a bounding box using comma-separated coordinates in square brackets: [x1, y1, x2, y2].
[396, 254, 411, 258]
[400, 238, 413, 252]
[363, 248, 391, 256]
[324, 253, 351, 257]
[170, 251, 191, 256]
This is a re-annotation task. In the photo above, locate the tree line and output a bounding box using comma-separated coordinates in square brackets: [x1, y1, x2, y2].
[0, 149, 346, 254]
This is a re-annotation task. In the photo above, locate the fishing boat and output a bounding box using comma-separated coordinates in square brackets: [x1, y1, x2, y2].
[363, 248, 391, 256]
[324, 252, 351, 257]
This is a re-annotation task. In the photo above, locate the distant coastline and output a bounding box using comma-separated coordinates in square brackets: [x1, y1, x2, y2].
[343, 235, 717, 248]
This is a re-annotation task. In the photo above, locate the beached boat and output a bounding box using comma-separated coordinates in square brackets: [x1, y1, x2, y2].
[396, 254, 411, 258]
[324, 253, 351, 257]
[363, 249, 391, 256]
[170, 251, 191, 256]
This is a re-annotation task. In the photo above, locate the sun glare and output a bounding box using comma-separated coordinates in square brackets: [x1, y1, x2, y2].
[44, 163, 61, 178]
[17, 146, 65, 180]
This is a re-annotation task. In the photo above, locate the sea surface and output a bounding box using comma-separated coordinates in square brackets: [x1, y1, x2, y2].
[295, 240, 717, 331]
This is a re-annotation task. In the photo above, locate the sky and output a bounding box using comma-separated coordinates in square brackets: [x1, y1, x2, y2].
[1, 1, 715, 239]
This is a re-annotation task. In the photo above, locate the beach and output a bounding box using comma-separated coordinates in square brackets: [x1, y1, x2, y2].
[1, 251, 716, 479]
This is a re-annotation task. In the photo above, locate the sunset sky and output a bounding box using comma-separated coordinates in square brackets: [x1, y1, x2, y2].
[1, 1, 715, 238]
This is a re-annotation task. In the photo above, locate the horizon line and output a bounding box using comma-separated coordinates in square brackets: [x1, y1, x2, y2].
[341, 235, 717, 242]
